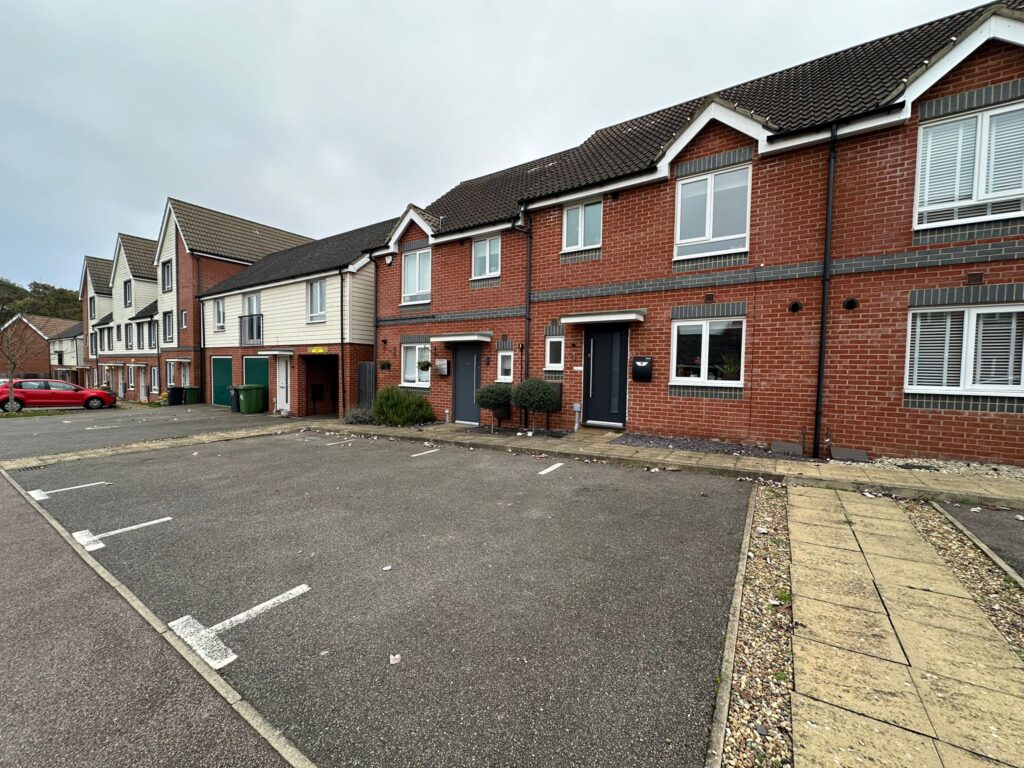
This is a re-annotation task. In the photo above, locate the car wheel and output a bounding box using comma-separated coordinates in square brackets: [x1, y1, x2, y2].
[85, 397, 104, 410]
[3, 398, 24, 413]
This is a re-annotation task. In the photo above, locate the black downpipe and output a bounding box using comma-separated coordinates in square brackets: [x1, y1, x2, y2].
[371, 255, 379, 382]
[512, 208, 533, 429]
[339, 268, 346, 415]
[812, 125, 838, 459]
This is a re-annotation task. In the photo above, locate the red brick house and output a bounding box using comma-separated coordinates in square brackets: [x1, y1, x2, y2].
[1, 314, 79, 380]
[374, 2, 1024, 464]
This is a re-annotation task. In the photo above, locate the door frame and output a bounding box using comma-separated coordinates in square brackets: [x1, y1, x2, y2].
[582, 324, 630, 429]
[210, 355, 233, 407]
[452, 343, 482, 426]
[276, 355, 291, 413]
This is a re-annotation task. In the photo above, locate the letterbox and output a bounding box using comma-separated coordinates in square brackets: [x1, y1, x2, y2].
[632, 356, 653, 382]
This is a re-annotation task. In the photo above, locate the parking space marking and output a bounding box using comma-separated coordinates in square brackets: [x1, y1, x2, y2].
[538, 462, 564, 475]
[326, 440, 354, 446]
[411, 448, 440, 457]
[72, 516, 173, 551]
[84, 425, 120, 430]
[169, 584, 311, 670]
[28, 481, 111, 501]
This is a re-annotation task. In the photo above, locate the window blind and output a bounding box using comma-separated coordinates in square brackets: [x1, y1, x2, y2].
[908, 311, 964, 387]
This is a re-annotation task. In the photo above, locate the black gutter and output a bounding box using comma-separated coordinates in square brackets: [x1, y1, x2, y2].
[812, 125, 838, 459]
[767, 101, 906, 143]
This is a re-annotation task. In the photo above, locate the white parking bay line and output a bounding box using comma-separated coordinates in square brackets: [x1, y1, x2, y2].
[538, 462, 564, 475]
[72, 516, 173, 551]
[169, 584, 311, 669]
[28, 481, 111, 501]
[85, 425, 120, 430]
[326, 440, 354, 446]
[411, 448, 440, 457]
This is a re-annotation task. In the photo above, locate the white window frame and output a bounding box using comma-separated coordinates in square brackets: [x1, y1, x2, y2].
[127, 366, 135, 390]
[151, 366, 159, 394]
[914, 102, 1024, 230]
[471, 236, 501, 279]
[123, 280, 132, 307]
[162, 311, 174, 343]
[401, 343, 431, 387]
[561, 199, 603, 252]
[904, 304, 1024, 396]
[214, 298, 225, 331]
[149, 321, 158, 348]
[89, 332, 97, 355]
[308, 279, 327, 323]
[181, 309, 187, 329]
[669, 317, 746, 387]
[496, 350, 514, 382]
[124, 323, 133, 350]
[88, 296, 96, 320]
[675, 165, 752, 260]
[545, 336, 565, 371]
[161, 261, 173, 292]
[402, 249, 431, 305]
[166, 361, 176, 387]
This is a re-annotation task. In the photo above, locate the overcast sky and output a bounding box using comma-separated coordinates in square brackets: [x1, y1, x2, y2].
[0, 0, 975, 289]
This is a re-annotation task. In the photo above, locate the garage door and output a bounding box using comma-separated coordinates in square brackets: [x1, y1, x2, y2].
[211, 357, 233, 406]
[243, 356, 269, 387]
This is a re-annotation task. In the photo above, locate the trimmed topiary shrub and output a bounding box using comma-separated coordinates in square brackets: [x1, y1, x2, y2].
[476, 382, 513, 429]
[371, 386, 435, 427]
[343, 406, 376, 425]
[511, 378, 559, 428]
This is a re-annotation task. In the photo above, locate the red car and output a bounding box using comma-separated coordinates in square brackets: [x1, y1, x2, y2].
[0, 379, 118, 412]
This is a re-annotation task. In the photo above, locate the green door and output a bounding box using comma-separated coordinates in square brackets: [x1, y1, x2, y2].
[243, 356, 269, 387]
[211, 357, 233, 406]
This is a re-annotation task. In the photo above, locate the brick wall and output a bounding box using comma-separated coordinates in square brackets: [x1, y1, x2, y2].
[1, 321, 50, 378]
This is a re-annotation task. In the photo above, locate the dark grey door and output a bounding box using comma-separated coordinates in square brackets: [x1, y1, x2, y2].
[453, 343, 481, 424]
[584, 324, 628, 426]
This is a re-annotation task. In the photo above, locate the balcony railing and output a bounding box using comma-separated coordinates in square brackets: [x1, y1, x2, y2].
[240, 314, 263, 346]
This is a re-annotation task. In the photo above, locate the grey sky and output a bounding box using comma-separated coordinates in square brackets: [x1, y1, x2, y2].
[0, 0, 974, 289]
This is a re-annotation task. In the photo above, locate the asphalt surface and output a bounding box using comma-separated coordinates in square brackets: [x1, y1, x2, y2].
[0, 475, 289, 768]
[0, 404, 280, 460]
[943, 501, 1024, 577]
[17, 432, 751, 768]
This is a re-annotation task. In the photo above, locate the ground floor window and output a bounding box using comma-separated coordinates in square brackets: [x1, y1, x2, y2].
[401, 343, 430, 386]
[166, 361, 175, 387]
[545, 336, 564, 371]
[906, 305, 1023, 394]
[497, 350, 514, 382]
[151, 366, 159, 394]
[670, 318, 745, 385]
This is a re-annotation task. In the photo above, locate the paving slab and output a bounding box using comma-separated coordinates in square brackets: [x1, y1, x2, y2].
[790, 519, 860, 551]
[789, 538, 867, 568]
[790, 558, 886, 614]
[845, 513, 920, 536]
[864, 552, 973, 599]
[787, 504, 849, 528]
[792, 637, 931, 734]
[793, 595, 907, 664]
[789, 486, 842, 502]
[912, 669, 1024, 768]
[935, 741, 1017, 768]
[854, 530, 946, 565]
[791, 693, 943, 768]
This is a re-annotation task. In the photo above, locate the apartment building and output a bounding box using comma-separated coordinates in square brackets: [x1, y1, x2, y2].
[80, 255, 113, 387]
[373, 1, 1024, 464]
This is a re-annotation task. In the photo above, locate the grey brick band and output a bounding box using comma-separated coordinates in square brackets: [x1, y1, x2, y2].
[399, 334, 430, 344]
[669, 385, 743, 400]
[544, 322, 564, 337]
[470, 277, 500, 289]
[560, 248, 602, 265]
[919, 78, 1024, 120]
[496, 337, 514, 351]
[909, 283, 1024, 308]
[400, 238, 429, 253]
[912, 218, 1024, 246]
[674, 146, 753, 178]
[671, 301, 747, 320]
[399, 303, 430, 313]
[673, 252, 749, 273]
[903, 393, 1024, 413]
[379, 306, 526, 326]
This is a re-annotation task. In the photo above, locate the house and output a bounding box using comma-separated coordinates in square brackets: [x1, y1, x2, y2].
[80, 255, 113, 387]
[374, 1, 1024, 464]
[49, 322, 84, 384]
[199, 219, 395, 416]
[152, 198, 312, 398]
[0, 314, 80, 380]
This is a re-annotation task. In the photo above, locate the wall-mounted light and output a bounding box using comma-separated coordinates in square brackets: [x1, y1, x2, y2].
[384, 255, 393, 266]
[704, 293, 715, 303]
[843, 298, 860, 311]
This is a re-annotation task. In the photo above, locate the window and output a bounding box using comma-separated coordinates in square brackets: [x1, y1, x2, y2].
[308, 279, 326, 322]
[127, 366, 135, 389]
[161, 261, 173, 292]
[162, 311, 174, 343]
[670, 318, 745, 386]
[88, 296, 95, 320]
[401, 343, 431, 387]
[98, 330, 105, 351]
[55, 350, 64, 366]
[116, 325, 121, 342]
[151, 366, 159, 394]
[562, 200, 602, 251]
[916, 104, 1024, 228]
[472, 237, 501, 279]
[181, 310, 187, 329]
[497, 350, 514, 382]
[214, 298, 225, 330]
[124, 324, 133, 349]
[89, 332, 97, 355]
[149, 321, 158, 348]
[402, 249, 431, 304]
[906, 305, 1023, 394]
[166, 361, 175, 387]
[50, 381, 77, 392]
[545, 336, 564, 371]
[15, 380, 47, 391]
[136, 323, 145, 349]
[123, 280, 132, 307]
[676, 166, 751, 259]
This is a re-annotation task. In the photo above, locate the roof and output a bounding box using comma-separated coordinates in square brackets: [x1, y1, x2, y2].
[51, 321, 83, 340]
[84, 256, 114, 296]
[118, 234, 158, 281]
[168, 198, 313, 263]
[200, 218, 398, 297]
[129, 300, 158, 320]
[422, 0, 1024, 235]
[19, 314, 79, 340]
[92, 313, 113, 327]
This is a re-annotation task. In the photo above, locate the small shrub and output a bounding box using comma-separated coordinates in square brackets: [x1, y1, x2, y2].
[344, 406, 376, 425]
[511, 378, 559, 414]
[477, 382, 513, 411]
[372, 386, 435, 427]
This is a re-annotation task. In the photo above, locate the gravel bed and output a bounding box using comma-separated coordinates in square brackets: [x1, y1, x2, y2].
[616, 432, 814, 462]
[832, 455, 1024, 480]
[723, 484, 793, 767]
[902, 500, 1024, 659]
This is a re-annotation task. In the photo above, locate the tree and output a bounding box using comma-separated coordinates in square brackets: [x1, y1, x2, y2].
[0, 314, 39, 400]
[0, 278, 80, 322]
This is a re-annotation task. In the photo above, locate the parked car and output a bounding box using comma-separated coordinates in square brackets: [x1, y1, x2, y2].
[0, 379, 117, 412]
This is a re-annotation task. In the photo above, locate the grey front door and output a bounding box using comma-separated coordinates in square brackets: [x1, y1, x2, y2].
[453, 343, 481, 424]
[583, 324, 629, 427]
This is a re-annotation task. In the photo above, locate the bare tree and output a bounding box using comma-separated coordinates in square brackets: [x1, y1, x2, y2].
[0, 313, 39, 409]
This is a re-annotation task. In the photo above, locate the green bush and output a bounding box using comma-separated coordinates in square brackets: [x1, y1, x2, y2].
[371, 386, 435, 427]
[476, 382, 513, 412]
[343, 406, 376, 425]
[511, 378, 559, 414]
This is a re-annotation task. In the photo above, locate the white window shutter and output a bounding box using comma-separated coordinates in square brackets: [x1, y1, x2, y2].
[973, 311, 1023, 386]
[986, 108, 1024, 196]
[919, 118, 977, 208]
[909, 311, 964, 387]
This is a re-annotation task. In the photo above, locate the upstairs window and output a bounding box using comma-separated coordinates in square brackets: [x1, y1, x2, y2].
[214, 298, 225, 330]
[148, 321, 158, 348]
[123, 280, 132, 307]
[89, 332, 97, 354]
[308, 279, 326, 322]
[916, 104, 1024, 228]
[563, 200, 602, 251]
[906, 306, 1023, 395]
[162, 311, 174, 343]
[136, 323, 145, 349]
[402, 249, 431, 304]
[124, 323, 132, 349]
[472, 236, 501, 279]
[181, 310, 187, 329]
[676, 166, 751, 259]
[116, 325, 121, 342]
[88, 296, 96, 320]
[161, 261, 173, 292]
